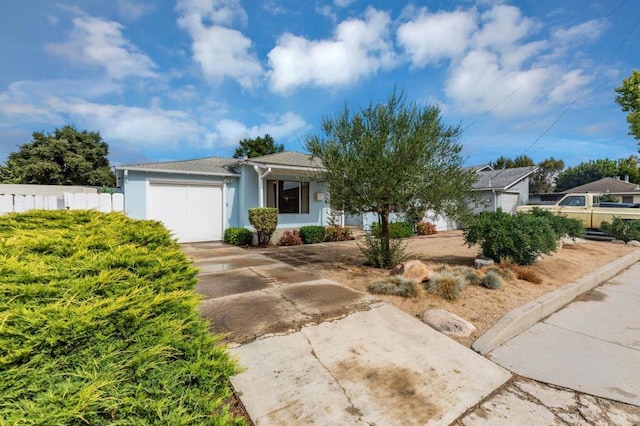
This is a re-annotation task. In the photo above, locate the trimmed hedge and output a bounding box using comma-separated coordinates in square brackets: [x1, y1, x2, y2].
[224, 227, 253, 246]
[0, 210, 243, 425]
[299, 226, 326, 244]
[601, 217, 640, 242]
[248, 207, 278, 247]
[372, 221, 414, 238]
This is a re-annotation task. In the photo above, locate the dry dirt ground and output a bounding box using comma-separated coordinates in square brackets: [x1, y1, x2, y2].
[260, 231, 636, 347]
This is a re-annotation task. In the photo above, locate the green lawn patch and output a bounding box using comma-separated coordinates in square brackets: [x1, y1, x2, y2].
[0, 210, 244, 425]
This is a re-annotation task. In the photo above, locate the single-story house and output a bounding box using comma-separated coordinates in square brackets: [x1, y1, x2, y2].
[562, 177, 640, 204]
[115, 151, 330, 243]
[469, 166, 538, 214]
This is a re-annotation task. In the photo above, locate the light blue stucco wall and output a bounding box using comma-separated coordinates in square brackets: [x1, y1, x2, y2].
[237, 165, 330, 229]
[121, 170, 240, 228]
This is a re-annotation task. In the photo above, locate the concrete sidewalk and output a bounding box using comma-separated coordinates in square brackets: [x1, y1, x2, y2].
[486, 262, 640, 406]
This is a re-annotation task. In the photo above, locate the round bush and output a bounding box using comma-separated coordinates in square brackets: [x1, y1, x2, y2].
[481, 271, 504, 289]
[223, 227, 253, 246]
[299, 226, 326, 244]
[427, 271, 466, 301]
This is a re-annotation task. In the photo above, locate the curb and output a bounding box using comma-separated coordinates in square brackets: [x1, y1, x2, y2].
[472, 249, 640, 355]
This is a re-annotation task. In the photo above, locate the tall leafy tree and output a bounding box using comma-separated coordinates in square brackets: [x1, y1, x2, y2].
[233, 134, 284, 159]
[0, 125, 115, 186]
[555, 159, 620, 192]
[530, 157, 564, 193]
[490, 155, 535, 169]
[305, 89, 476, 268]
[615, 70, 640, 144]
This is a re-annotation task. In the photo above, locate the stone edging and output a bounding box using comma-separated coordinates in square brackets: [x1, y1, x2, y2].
[472, 249, 640, 355]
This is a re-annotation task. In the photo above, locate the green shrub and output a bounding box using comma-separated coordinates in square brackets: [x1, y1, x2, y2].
[372, 221, 414, 238]
[278, 230, 303, 246]
[0, 210, 242, 424]
[481, 270, 504, 289]
[358, 233, 408, 268]
[427, 272, 466, 300]
[299, 225, 326, 244]
[367, 275, 418, 297]
[462, 209, 557, 265]
[248, 207, 278, 247]
[601, 217, 640, 242]
[529, 207, 584, 239]
[416, 221, 437, 235]
[224, 227, 253, 246]
[325, 224, 354, 241]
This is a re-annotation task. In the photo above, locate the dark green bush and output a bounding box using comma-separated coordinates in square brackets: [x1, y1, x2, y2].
[358, 233, 408, 268]
[529, 207, 584, 239]
[462, 209, 557, 265]
[248, 207, 278, 247]
[224, 227, 253, 246]
[372, 221, 414, 238]
[299, 225, 326, 244]
[601, 217, 640, 242]
[0, 210, 243, 424]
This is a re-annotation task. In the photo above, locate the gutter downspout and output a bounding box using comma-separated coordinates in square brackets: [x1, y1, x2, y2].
[254, 165, 272, 208]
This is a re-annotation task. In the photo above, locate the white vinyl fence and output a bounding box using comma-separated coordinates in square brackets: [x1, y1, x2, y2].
[0, 192, 124, 215]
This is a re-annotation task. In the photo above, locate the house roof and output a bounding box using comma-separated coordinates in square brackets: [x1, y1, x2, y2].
[245, 151, 324, 169]
[465, 164, 494, 172]
[564, 177, 640, 194]
[473, 166, 537, 191]
[116, 156, 239, 176]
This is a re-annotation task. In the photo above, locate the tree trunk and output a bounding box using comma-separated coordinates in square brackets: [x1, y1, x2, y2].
[380, 209, 392, 267]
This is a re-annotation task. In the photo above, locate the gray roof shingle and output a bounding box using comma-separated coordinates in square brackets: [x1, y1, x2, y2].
[247, 151, 324, 169]
[565, 177, 640, 194]
[473, 166, 537, 190]
[117, 156, 238, 176]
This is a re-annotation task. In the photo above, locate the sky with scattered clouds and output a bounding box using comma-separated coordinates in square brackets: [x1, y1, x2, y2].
[1, 0, 638, 167]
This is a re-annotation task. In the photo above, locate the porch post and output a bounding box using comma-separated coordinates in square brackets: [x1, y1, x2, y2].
[254, 166, 271, 208]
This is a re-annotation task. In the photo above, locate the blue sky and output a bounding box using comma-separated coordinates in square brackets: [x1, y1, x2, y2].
[1, 0, 638, 168]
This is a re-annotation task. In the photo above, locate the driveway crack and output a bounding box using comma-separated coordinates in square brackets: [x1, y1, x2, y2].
[300, 331, 372, 426]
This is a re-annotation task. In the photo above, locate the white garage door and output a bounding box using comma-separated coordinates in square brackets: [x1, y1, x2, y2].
[147, 182, 223, 242]
[501, 193, 519, 214]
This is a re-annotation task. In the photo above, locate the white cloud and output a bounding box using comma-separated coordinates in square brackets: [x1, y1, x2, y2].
[117, 0, 155, 21]
[553, 19, 606, 44]
[268, 7, 396, 93]
[205, 112, 309, 147]
[548, 69, 592, 104]
[397, 8, 477, 67]
[46, 16, 157, 79]
[473, 4, 537, 49]
[334, 0, 356, 7]
[176, 0, 262, 88]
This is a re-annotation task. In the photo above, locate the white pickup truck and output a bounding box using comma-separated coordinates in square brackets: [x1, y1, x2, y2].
[516, 193, 640, 230]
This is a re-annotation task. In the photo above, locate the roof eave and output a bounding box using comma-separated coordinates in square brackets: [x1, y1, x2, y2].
[115, 166, 239, 177]
[244, 161, 325, 172]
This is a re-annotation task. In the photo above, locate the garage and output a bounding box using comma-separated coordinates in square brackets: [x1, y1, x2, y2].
[501, 193, 520, 214]
[147, 182, 223, 243]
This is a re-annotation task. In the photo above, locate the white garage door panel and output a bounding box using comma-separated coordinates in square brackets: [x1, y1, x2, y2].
[148, 183, 223, 243]
[501, 193, 519, 214]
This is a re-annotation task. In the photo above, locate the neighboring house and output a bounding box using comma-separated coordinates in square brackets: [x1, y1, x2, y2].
[115, 151, 330, 243]
[563, 177, 640, 204]
[470, 166, 538, 214]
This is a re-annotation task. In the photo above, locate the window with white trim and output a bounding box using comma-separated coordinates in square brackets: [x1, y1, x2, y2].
[266, 180, 310, 213]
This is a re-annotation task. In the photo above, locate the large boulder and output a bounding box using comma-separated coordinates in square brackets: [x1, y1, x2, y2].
[422, 309, 476, 337]
[474, 256, 494, 269]
[390, 260, 435, 282]
[627, 240, 640, 247]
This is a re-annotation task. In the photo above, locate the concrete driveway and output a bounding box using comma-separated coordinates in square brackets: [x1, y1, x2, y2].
[181, 242, 511, 425]
[486, 263, 640, 406]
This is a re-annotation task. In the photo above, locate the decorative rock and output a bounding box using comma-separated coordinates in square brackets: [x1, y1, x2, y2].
[561, 236, 585, 246]
[627, 240, 640, 247]
[422, 309, 476, 337]
[474, 256, 495, 269]
[611, 239, 626, 245]
[390, 260, 435, 282]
